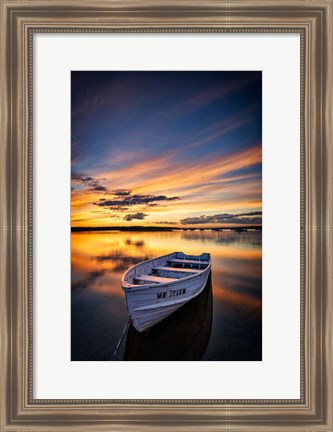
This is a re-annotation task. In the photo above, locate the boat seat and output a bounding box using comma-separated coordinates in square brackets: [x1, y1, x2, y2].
[134, 275, 178, 284]
[153, 266, 201, 274]
[168, 258, 209, 266]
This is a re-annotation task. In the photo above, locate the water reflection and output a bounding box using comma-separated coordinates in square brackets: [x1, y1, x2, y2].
[72, 269, 106, 292]
[95, 251, 151, 272]
[125, 238, 145, 248]
[125, 276, 212, 361]
[71, 230, 262, 361]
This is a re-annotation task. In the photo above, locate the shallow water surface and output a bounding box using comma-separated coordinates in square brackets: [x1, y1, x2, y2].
[71, 230, 262, 361]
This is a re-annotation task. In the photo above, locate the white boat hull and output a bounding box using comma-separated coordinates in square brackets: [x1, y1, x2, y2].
[124, 278, 213, 360]
[122, 252, 211, 332]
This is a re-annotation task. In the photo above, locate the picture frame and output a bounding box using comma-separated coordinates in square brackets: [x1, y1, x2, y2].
[1, 0, 332, 430]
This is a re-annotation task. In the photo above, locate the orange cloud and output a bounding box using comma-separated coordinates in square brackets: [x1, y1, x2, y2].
[71, 145, 262, 227]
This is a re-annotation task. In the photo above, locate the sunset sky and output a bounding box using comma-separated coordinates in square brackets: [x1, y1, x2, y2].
[71, 71, 262, 227]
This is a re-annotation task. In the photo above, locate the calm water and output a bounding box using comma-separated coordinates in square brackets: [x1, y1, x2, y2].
[71, 230, 262, 361]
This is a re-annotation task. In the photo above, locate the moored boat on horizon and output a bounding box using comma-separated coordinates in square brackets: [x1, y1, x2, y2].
[122, 251, 211, 332]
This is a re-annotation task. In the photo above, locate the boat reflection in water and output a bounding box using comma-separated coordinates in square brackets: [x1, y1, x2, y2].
[71, 230, 261, 361]
[124, 275, 213, 361]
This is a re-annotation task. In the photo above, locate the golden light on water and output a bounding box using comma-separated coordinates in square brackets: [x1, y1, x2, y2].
[71, 230, 262, 361]
[71, 231, 262, 307]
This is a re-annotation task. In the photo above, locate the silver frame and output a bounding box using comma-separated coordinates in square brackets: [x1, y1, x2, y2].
[1, 1, 332, 431]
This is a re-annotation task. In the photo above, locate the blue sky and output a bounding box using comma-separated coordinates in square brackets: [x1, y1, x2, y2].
[71, 71, 262, 227]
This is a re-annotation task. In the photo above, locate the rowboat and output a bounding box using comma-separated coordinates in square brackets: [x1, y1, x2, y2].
[122, 251, 211, 332]
[124, 276, 212, 360]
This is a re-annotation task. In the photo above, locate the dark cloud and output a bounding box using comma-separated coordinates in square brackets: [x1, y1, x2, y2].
[72, 174, 96, 184]
[123, 212, 147, 221]
[71, 173, 107, 193]
[180, 212, 262, 225]
[94, 193, 180, 209]
[108, 206, 129, 212]
[156, 221, 177, 225]
[237, 211, 262, 217]
[112, 189, 132, 196]
[92, 185, 108, 192]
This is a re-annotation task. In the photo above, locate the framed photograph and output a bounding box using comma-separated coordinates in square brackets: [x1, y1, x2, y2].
[70, 70, 263, 362]
[1, 1, 332, 431]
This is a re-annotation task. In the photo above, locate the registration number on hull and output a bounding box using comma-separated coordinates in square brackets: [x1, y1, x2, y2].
[157, 288, 186, 299]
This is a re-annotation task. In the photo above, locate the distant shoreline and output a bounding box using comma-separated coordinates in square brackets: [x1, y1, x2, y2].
[71, 226, 262, 232]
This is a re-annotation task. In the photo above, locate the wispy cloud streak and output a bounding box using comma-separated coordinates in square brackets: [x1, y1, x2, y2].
[71, 71, 262, 227]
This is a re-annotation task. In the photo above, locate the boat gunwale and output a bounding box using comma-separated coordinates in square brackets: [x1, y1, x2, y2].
[121, 251, 211, 291]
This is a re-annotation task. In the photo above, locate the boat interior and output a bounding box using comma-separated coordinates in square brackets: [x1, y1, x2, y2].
[131, 252, 210, 286]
